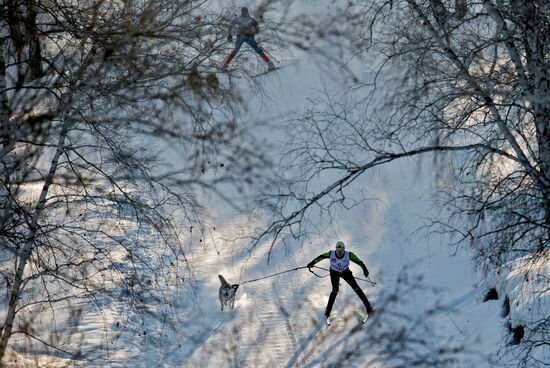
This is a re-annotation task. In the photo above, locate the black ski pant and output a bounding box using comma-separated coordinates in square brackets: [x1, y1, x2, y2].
[325, 268, 373, 317]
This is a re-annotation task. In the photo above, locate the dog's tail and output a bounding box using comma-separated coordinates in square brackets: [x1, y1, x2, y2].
[218, 274, 229, 286]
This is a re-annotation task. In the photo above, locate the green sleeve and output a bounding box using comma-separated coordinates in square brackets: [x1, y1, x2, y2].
[350, 252, 367, 270]
[311, 251, 330, 264]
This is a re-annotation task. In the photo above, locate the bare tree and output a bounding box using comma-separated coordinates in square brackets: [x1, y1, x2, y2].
[0, 0, 272, 364]
[254, 0, 549, 365]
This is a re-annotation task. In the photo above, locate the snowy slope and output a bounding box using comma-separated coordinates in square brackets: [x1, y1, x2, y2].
[41, 43, 509, 368]
[154, 52, 508, 367]
[6, 3, 547, 368]
[169, 157, 504, 367]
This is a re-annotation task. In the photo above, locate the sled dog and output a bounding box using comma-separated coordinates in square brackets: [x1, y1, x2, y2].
[218, 274, 238, 311]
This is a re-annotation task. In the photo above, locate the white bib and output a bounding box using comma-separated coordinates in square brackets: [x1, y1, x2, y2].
[329, 250, 350, 272]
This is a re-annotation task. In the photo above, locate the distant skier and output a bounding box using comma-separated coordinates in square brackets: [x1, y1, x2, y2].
[223, 7, 275, 71]
[307, 241, 375, 320]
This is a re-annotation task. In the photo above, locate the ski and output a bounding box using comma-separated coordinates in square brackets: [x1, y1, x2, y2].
[252, 62, 295, 78]
[252, 66, 281, 78]
[362, 308, 376, 324]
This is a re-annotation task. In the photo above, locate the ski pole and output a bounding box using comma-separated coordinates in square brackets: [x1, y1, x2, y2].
[366, 276, 376, 287]
[308, 267, 330, 279]
[311, 266, 377, 286]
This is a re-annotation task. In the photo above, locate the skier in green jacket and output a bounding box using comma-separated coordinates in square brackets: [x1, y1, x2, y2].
[307, 241, 374, 320]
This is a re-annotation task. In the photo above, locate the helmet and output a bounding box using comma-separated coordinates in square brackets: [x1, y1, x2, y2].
[335, 241, 345, 250]
[241, 7, 249, 16]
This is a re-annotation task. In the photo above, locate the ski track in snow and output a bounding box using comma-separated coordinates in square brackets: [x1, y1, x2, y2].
[179, 232, 339, 368]
[233, 258, 303, 366]
[6, 26, 522, 368]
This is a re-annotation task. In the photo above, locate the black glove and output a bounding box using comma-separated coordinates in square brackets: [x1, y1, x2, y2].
[227, 35, 233, 42]
[363, 268, 369, 278]
[307, 261, 315, 269]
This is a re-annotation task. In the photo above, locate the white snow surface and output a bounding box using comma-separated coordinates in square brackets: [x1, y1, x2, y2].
[6, 51, 519, 368]
[5, 3, 549, 367]
[131, 53, 506, 367]
[155, 48, 546, 366]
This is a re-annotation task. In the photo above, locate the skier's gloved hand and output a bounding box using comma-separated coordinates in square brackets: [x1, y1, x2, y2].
[363, 268, 369, 278]
[227, 35, 233, 42]
[307, 261, 315, 269]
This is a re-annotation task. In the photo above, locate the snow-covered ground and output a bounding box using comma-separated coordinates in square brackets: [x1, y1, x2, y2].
[4, 46, 520, 368]
[151, 54, 507, 367]
[4, 4, 548, 367]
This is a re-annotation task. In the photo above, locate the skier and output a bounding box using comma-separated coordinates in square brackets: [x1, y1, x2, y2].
[223, 7, 275, 71]
[307, 241, 375, 322]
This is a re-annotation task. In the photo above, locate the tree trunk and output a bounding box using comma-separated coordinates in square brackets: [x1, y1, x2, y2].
[0, 36, 8, 148]
[25, 0, 43, 80]
[6, 0, 26, 89]
[0, 119, 70, 362]
[6, 0, 43, 87]
[521, 2, 550, 245]
[533, 74, 550, 244]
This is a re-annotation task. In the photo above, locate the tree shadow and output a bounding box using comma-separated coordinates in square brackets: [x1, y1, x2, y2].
[284, 319, 324, 368]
